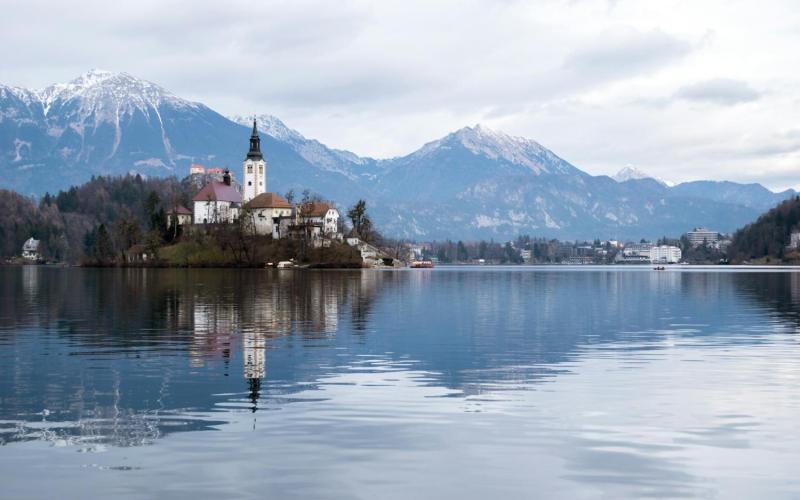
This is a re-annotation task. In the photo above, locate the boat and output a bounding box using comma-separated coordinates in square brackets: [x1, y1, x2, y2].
[653, 266, 666, 271]
[410, 260, 434, 269]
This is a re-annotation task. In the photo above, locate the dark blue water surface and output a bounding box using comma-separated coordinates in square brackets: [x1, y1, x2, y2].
[1, 266, 799, 499]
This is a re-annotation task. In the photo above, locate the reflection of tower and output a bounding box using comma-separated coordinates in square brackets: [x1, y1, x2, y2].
[243, 330, 266, 412]
[243, 331, 266, 380]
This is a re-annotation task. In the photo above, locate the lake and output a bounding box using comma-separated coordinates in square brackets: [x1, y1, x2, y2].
[1, 266, 799, 499]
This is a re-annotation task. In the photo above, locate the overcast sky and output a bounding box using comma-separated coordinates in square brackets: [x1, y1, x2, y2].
[1, 0, 799, 189]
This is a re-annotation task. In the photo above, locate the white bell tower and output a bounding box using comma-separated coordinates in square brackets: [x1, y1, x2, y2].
[243, 118, 266, 202]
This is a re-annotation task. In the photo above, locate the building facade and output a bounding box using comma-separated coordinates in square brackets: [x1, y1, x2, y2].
[166, 205, 192, 227]
[300, 202, 340, 236]
[615, 243, 653, 263]
[245, 192, 293, 238]
[650, 245, 682, 264]
[192, 170, 243, 224]
[21, 238, 40, 260]
[789, 231, 800, 250]
[242, 119, 267, 203]
[687, 228, 720, 246]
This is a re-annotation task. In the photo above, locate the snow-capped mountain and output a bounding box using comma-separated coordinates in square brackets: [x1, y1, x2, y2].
[0, 69, 250, 191]
[613, 166, 671, 187]
[368, 127, 771, 239]
[409, 125, 579, 176]
[0, 70, 795, 240]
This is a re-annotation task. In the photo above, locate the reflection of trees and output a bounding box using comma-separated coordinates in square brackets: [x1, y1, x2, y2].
[0, 267, 384, 446]
[729, 272, 800, 328]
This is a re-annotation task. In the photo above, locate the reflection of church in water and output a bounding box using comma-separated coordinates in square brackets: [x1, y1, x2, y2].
[184, 271, 384, 410]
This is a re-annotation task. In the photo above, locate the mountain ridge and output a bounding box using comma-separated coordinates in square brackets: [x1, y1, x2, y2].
[0, 70, 795, 240]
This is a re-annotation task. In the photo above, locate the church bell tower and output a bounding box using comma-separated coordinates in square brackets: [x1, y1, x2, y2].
[243, 119, 266, 202]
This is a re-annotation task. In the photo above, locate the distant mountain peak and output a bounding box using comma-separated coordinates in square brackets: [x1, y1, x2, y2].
[413, 123, 576, 175]
[36, 70, 196, 116]
[613, 166, 670, 187]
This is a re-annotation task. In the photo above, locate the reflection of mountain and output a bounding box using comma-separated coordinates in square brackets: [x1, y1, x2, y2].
[0, 267, 797, 448]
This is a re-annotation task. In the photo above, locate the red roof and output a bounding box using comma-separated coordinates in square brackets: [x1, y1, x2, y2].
[301, 202, 334, 217]
[192, 181, 243, 203]
[246, 192, 292, 209]
[167, 205, 192, 215]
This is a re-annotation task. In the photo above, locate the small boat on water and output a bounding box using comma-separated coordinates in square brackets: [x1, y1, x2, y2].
[410, 260, 434, 269]
[653, 266, 666, 271]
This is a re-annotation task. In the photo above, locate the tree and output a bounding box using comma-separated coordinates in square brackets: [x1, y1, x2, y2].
[347, 199, 374, 242]
[94, 224, 115, 264]
[457, 240, 469, 262]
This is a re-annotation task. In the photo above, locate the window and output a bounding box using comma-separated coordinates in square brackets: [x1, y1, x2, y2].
[259, 166, 263, 174]
[247, 165, 253, 174]
[248, 181, 252, 186]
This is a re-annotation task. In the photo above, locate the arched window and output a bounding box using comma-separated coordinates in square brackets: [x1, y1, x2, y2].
[247, 165, 253, 174]
[259, 166, 263, 174]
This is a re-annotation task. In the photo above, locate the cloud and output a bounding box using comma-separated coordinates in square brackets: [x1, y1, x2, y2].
[563, 29, 693, 81]
[675, 78, 761, 105]
[0, 0, 798, 190]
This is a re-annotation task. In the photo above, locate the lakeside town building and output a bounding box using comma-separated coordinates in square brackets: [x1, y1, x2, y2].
[788, 231, 800, 250]
[650, 245, 682, 264]
[686, 227, 720, 247]
[21, 238, 40, 261]
[615, 243, 653, 263]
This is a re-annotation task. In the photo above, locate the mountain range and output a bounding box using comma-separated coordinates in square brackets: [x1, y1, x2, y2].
[1, 69, 796, 240]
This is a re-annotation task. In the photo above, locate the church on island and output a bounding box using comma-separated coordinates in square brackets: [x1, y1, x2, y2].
[185, 120, 341, 244]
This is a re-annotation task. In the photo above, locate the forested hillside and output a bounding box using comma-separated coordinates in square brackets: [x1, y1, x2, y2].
[728, 196, 800, 263]
[0, 175, 192, 262]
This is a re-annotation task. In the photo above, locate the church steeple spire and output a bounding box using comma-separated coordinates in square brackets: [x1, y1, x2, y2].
[243, 117, 267, 202]
[246, 118, 263, 160]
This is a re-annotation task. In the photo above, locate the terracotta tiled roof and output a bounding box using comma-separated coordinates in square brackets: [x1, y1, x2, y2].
[192, 181, 242, 203]
[301, 202, 334, 217]
[167, 205, 192, 215]
[246, 192, 292, 209]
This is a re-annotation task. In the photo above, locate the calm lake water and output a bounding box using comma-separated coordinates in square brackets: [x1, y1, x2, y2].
[1, 266, 800, 499]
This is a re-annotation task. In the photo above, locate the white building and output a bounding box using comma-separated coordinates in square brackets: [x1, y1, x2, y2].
[650, 245, 682, 264]
[686, 227, 720, 246]
[245, 192, 293, 238]
[300, 202, 340, 237]
[242, 119, 267, 203]
[21, 238, 40, 260]
[615, 243, 653, 263]
[166, 205, 192, 227]
[192, 170, 243, 224]
[789, 231, 800, 250]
